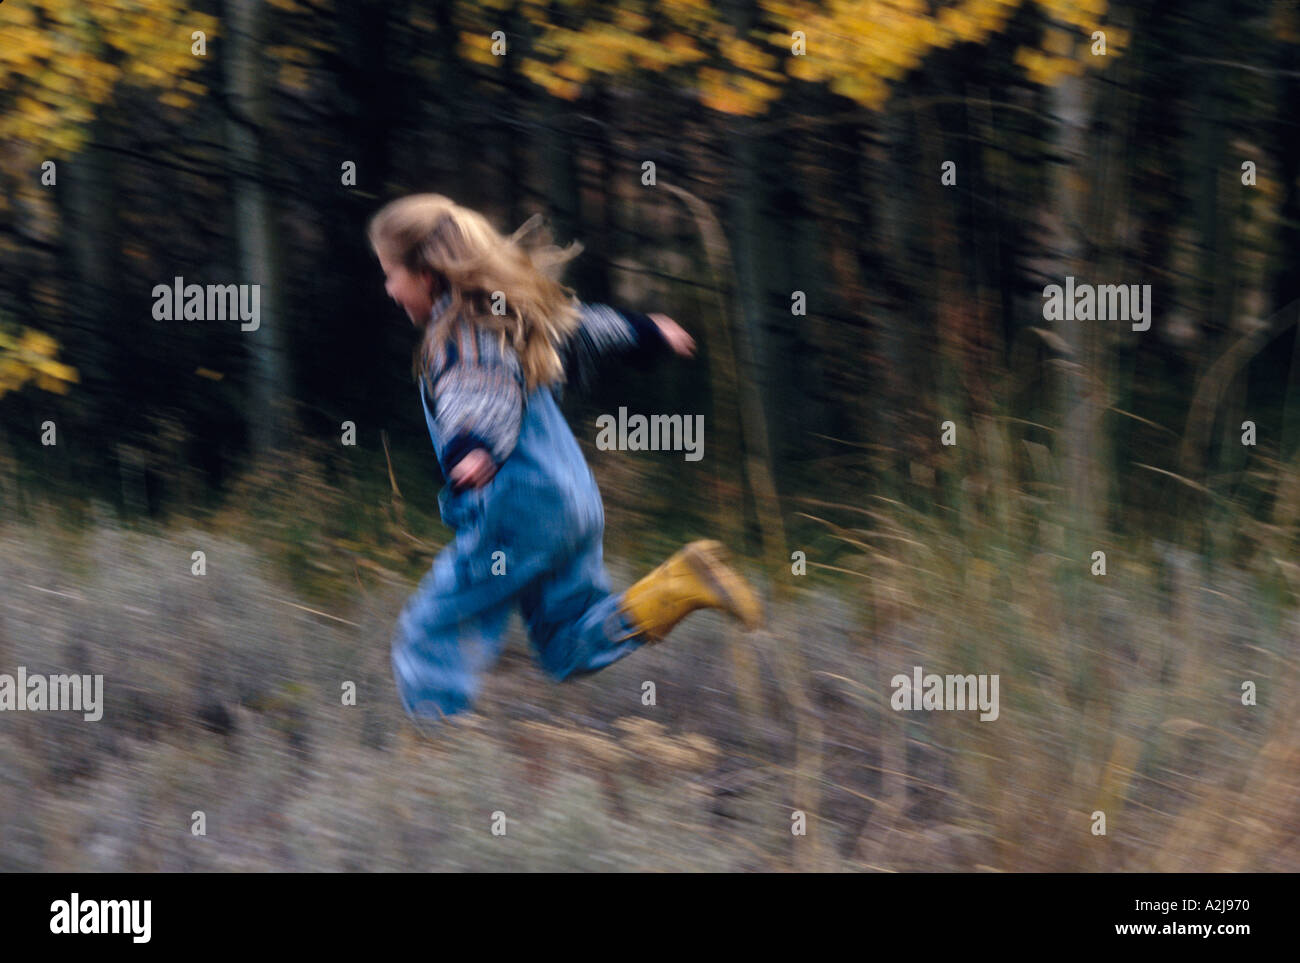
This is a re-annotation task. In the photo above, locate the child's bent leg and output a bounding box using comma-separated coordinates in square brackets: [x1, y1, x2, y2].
[391, 547, 517, 721]
[519, 535, 644, 681]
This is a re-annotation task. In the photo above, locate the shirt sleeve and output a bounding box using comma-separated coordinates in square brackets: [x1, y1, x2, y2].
[425, 322, 525, 470]
[560, 301, 672, 392]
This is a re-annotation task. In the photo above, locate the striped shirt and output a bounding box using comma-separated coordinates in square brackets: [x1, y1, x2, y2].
[418, 291, 667, 471]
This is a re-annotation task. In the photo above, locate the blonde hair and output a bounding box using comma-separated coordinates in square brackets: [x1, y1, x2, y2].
[367, 193, 584, 392]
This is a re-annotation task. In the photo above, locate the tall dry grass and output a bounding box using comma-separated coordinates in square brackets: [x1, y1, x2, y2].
[1, 397, 1296, 870]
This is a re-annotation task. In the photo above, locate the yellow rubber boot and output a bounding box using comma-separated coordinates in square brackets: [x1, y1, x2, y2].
[618, 540, 764, 643]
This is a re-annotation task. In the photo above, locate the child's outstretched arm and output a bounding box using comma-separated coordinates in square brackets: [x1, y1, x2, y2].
[423, 322, 525, 490]
[561, 302, 695, 392]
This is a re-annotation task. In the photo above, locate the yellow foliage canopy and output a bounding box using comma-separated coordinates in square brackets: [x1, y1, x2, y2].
[505, 0, 1124, 115]
[0, 0, 220, 158]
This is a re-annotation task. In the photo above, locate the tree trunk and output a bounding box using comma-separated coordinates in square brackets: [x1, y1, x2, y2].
[225, 0, 288, 458]
[1046, 76, 1095, 545]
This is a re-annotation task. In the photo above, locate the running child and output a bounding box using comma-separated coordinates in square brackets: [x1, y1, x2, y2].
[368, 194, 763, 724]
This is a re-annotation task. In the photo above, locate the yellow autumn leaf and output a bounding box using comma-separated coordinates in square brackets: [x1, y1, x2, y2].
[554, 59, 590, 83]
[1102, 25, 1129, 52]
[131, 61, 168, 83]
[614, 9, 651, 33]
[553, 79, 581, 101]
[459, 32, 502, 67]
[36, 372, 71, 394]
[279, 65, 312, 93]
[1044, 27, 1074, 57]
[38, 360, 78, 384]
[663, 32, 705, 63]
[18, 330, 57, 357]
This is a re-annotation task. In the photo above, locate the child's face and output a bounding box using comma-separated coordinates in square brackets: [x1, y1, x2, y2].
[377, 249, 437, 326]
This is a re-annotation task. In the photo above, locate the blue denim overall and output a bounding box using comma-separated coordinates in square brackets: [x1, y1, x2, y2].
[390, 378, 645, 721]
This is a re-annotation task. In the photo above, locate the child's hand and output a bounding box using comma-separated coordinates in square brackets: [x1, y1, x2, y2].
[450, 448, 497, 490]
[649, 313, 696, 358]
